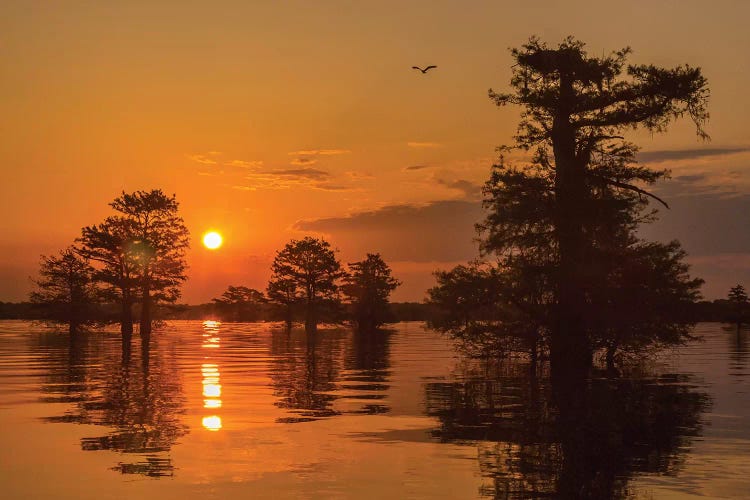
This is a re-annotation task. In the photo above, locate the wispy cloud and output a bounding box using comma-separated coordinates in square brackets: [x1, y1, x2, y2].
[187, 153, 219, 165]
[407, 141, 442, 148]
[262, 168, 331, 181]
[311, 183, 360, 192]
[403, 165, 431, 171]
[345, 171, 375, 180]
[290, 157, 319, 166]
[288, 149, 352, 156]
[436, 178, 483, 200]
[226, 159, 264, 169]
[638, 146, 750, 163]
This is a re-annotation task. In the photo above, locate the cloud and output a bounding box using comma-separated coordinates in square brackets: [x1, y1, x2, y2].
[294, 199, 484, 262]
[436, 178, 483, 200]
[345, 171, 375, 180]
[407, 142, 442, 148]
[290, 157, 319, 166]
[288, 149, 352, 156]
[226, 159, 264, 169]
[403, 165, 431, 171]
[638, 146, 750, 163]
[187, 153, 219, 165]
[311, 184, 359, 192]
[262, 168, 331, 181]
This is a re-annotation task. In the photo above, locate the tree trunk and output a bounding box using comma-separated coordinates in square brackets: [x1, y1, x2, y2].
[121, 295, 133, 350]
[305, 299, 317, 334]
[284, 303, 293, 330]
[550, 75, 592, 382]
[140, 286, 152, 343]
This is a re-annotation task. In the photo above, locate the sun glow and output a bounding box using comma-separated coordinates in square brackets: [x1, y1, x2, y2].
[202, 231, 223, 249]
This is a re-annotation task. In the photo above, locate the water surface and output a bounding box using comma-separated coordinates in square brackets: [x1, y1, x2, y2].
[0, 321, 747, 499]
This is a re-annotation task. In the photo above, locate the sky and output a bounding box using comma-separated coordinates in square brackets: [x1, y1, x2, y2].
[1, 0, 749, 303]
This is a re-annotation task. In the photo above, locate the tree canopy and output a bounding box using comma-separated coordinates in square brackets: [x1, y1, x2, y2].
[430, 37, 708, 376]
[79, 190, 189, 339]
[267, 237, 346, 332]
[30, 247, 99, 334]
[342, 253, 401, 331]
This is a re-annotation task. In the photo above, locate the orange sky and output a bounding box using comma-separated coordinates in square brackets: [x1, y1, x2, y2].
[2, 1, 749, 303]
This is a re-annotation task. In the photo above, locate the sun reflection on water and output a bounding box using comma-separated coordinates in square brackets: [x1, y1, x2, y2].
[201, 321, 223, 431]
[201, 415, 222, 431]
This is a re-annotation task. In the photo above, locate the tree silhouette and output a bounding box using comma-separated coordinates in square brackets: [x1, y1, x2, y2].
[109, 190, 189, 339]
[80, 190, 189, 342]
[267, 237, 345, 332]
[79, 217, 139, 342]
[728, 284, 748, 328]
[211, 285, 267, 321]
[483, 36, 709, 379]
[342, 253, 401, 331]
[30, 247, 99, 334]
[429, 261, 550, 365]
[266, 277, 300, 329]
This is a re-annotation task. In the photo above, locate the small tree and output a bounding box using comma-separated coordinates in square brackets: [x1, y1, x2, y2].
[428, 261, 551, 363]
[30, 247, 98, 334]
[342, 253, 401, 331]
[267, 237, 345, 332]
[212, 286, 266, 321]
[728, 284, 748, 328]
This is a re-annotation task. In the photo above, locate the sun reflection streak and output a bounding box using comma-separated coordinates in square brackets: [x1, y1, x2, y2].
[202, 415, 222, 431]
[201, 321, 223, 431]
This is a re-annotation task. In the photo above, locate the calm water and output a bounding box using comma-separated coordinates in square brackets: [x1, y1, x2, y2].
[0, 320, 748, 499]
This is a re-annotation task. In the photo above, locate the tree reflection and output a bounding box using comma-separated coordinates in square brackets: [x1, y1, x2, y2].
[728, 326, 749, 372]
[425, 361, 710, 499]
[342, 330, 393, 415]
[269, 329, 346, 422]
[38, 333, 187, 477]
[268, 328, 394, 421]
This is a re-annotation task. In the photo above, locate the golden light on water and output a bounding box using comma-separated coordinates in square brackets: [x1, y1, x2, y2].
[203, 383, 222, 398]
[202, 231, 223, 250]
[202, 415, 222, 431]
[200, 321, 223, 432]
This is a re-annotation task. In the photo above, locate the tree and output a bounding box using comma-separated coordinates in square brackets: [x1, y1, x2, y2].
[589, 241, 704, 371]
[266, 277, 300, 329]
[30, 247, 98, 334]
[109, 190, 189, 339]
[212, 285, 266, 321]
[428, 261, 551, 363]
[484, 36, 709, 379]
[79, 216, 139, 340]
[267, 237, 345, 332]
[728, 284, 748, 328]
[80, 190, 189, 341]
[342, 253, 401, 331]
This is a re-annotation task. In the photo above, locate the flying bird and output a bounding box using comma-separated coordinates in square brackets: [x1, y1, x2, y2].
[412, 65, 437, 74]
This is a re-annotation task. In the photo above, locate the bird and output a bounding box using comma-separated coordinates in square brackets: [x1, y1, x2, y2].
[412, 65, 437, 74]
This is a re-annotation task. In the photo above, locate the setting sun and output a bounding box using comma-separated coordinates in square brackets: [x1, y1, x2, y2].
[202, 231, 223, 250]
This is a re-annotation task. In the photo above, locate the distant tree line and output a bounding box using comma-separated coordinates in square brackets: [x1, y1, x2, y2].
[208, 237, 401, 332]
[29, 212, 403, 335]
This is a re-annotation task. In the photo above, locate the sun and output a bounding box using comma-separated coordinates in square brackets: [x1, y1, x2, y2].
[202, 231, 223, 250]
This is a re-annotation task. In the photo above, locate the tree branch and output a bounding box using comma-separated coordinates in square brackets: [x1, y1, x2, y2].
[587, 173, 669, 209]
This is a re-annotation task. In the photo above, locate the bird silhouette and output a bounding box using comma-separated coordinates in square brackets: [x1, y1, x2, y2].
[412, 65, 437, 74]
